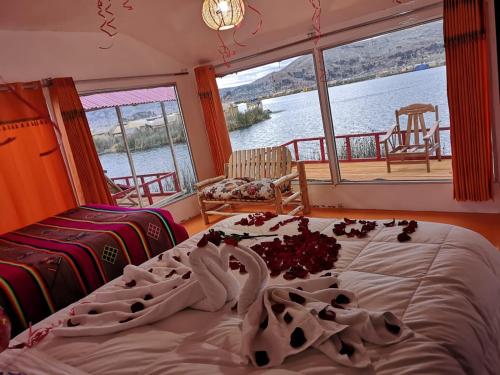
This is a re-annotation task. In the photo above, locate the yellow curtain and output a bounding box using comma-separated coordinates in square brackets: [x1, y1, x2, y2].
[0, 81, 76, 234]
[49, 77, 113, 205]
[194, 65, 232, 175]
[444, 0, 493, 201]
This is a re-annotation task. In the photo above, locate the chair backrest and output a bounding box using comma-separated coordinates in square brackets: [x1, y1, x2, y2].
[226, 146, 292, 179]
[395, 103, 439, 146]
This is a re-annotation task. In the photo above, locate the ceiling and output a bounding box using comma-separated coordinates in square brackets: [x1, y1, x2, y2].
[0, 0, 440, 79]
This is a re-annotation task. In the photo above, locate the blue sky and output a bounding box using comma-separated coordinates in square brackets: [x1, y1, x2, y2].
[216, 56, 299, 89]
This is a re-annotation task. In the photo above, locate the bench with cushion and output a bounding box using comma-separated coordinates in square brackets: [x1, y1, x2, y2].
[196, 147, 310, 224]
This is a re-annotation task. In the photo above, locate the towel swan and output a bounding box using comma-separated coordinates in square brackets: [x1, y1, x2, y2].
[52, 242, 267, 337]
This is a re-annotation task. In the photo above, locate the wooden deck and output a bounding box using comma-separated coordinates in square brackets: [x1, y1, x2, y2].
[299, 159, 452, 181]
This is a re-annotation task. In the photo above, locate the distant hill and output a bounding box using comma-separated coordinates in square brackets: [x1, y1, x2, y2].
[220, 21, 445, 103]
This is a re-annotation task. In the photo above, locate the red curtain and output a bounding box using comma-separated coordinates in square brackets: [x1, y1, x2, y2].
[194, 65, 232, 175]
[444, 0, 493, 201]
[49, 78, 113, 206]
[0, 82, 76, 233]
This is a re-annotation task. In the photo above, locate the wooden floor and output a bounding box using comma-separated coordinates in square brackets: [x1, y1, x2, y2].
[300, 159, 452, 181]
[182, 206, 500, 249]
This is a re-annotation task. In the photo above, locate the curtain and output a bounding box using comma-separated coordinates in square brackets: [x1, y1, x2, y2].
[0, 81, 76, 234]
[194, 65, 232, 175]
[49, 77, 113, 206]
[444, 0, 493, 201]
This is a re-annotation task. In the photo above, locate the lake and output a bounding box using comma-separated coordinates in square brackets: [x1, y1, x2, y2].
[98, 66, 450, 183]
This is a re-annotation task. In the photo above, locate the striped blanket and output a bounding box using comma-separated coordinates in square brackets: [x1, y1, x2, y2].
[0, 204, 188, 336]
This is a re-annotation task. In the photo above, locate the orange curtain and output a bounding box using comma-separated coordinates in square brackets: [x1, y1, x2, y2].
[0, 81, 76, 234]
[49, 77, 113, 206]
[444, 0, 493, 201]
[194, 65, 232, 175]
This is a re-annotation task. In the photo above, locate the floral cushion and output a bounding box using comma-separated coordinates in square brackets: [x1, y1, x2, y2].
[201, 178, 252, 200]
[231, 178, 284, 200]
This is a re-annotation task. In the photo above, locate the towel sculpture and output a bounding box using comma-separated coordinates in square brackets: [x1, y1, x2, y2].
[52, 243, 411, 368]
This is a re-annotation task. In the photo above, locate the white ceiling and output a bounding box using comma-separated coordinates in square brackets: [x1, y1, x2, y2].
[0, 0, 440, 80]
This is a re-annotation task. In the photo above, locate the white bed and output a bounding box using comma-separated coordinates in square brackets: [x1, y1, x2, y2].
[2, 215, 500, 374]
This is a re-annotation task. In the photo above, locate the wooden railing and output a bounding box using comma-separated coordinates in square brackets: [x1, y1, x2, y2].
[111, 172, 181, 205]
[281, 126, 451, 163]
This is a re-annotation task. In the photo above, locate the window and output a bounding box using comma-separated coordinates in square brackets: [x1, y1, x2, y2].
[216, 54, 330, 181]
[323, 20, 451, 182]
[82, 86, 196, 207]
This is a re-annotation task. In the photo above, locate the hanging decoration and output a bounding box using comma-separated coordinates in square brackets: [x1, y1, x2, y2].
[96, 0, 134, 50]
[309, 0, 322, 45]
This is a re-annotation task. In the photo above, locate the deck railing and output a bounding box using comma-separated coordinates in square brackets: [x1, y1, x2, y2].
[111, 172, 181, 205]
[281, 126, 451, 163]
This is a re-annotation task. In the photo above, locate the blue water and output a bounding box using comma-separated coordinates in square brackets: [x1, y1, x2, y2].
[229, 66, 449, 152]
[98, 67, 450, 181]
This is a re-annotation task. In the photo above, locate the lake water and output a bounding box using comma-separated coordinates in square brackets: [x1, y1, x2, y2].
[99, 66, 450, 183]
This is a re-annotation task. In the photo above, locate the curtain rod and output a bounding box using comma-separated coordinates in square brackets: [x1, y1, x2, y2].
[213, 1, 443, 70]
[1, 71, 189, 92]
[74, 71, 189, 85]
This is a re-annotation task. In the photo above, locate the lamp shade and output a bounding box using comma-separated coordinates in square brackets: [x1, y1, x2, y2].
[202, 0, 245, 31]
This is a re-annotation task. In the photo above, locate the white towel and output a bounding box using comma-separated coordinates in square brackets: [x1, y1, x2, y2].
[241, 275, 412, 368]
[52, 245, 239, 337]
[220, 243, 269, 315]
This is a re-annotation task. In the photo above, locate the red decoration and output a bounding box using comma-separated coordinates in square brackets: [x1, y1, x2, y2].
[235, 212, 278, 227]
[9, 320, 62, 349]
[309, 0, 322, 45]
[250, 217, 341, 279]
[122, 0, 133, 10]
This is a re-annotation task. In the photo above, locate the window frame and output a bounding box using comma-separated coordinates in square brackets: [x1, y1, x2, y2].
[81, 82, 199, 207]
[317, 17, 451, 185]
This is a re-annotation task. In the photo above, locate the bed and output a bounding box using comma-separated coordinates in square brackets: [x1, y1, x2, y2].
[0, 204, 188, 336]
[1, 214, 499, 374]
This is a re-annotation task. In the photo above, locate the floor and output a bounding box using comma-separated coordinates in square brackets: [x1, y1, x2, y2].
[300, 159, 452, 181]
[182, 206, 500, 249]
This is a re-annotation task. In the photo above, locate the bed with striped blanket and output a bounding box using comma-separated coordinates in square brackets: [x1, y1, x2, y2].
[0, 204, 189, 336]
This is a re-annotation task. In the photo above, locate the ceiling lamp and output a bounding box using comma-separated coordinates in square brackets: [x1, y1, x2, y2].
[202, 0, 245, 31]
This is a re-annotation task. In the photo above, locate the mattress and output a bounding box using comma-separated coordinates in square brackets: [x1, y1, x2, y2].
[2, 214, 500, 374]
[0, 204, 188, 336]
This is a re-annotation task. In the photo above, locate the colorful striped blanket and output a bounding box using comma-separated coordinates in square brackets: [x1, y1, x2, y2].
[0, 204, 189, 336]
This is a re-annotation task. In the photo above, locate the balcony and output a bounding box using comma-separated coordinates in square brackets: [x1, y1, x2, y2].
[283, 126, 452, 182]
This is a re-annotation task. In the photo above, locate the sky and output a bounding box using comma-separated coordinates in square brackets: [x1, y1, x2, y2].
[216, 56, 300, 89]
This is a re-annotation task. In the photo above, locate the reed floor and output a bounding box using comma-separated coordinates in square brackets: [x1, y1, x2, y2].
[182, 206, 500, 249]
[300, 159, 452, 181]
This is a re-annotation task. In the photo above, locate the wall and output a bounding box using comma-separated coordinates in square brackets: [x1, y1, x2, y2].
[213, 1, 500, 214]
[0, 29, 216, 223]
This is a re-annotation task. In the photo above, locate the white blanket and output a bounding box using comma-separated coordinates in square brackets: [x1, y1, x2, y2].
[52, 241, 409, 369]
[2, 215, 500, 374]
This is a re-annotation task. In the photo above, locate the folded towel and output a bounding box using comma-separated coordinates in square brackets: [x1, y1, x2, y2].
[220, 243, 268, 315]
[53, 245, 239, 337]
[241, 275, 412, 368]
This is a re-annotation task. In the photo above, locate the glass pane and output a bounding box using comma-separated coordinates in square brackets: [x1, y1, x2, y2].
[217, 54, 330, 181]
[324, 20, 452, 181]
[83, 86, 197, 207]
[87, 107, 144, 207]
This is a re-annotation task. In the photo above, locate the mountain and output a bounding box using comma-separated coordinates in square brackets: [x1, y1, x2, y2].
[219, 21, 445, 103]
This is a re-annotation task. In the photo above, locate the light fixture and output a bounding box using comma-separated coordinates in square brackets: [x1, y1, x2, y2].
[202, 0, 245, 31]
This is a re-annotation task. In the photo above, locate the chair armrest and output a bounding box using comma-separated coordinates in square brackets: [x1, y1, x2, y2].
[273, 171, 299, 187]
[423, 121, 440, 141]
[380, 124, 398, 143]
[195, 175, 225, 191]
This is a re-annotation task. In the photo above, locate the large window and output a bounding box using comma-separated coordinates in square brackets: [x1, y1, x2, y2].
[217, 54, 330, 181]
[323, 20, 451, 182]
[82, 86, 196, 207]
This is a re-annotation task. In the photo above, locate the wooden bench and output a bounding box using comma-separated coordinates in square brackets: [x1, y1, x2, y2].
[196, 147, 310, 224]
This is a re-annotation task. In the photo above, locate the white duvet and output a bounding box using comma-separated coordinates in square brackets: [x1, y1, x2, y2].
[2, 215, 500, 374]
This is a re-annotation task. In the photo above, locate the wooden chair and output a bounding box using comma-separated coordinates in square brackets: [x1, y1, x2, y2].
[381, 103, 442, 173]
[196, 146, 311, 224]
[105, 175, 138, 207]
